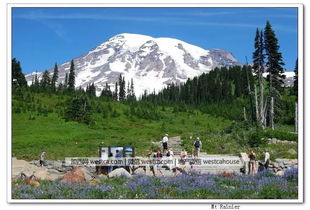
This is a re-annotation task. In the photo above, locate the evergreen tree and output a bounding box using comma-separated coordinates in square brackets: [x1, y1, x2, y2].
[86, 83, 96, 97]
[12, 58, 27, 87]
[40, 70, 51, 91]
[51, 63, 59, 92]
[126, 82, 130, 100]
[118, 74, 126, 101]
[253, 29, 265, 75]
[68, 60, 75, 92]
[264, 21, 285, 94]
[129, 78, 136, 101]
[264, 21, 285, 128]
[64, 73, 69, 88]
[100, 82, 112, 99]
[252, 29, 266, 127]
[64, 96, 93, 124]
[30, 71, 40, 92]
[114, 82, 118, 101]
[293, 59, 298, 97]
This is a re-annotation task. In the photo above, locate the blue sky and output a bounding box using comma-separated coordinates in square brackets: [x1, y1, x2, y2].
[12, 7, 298, 74]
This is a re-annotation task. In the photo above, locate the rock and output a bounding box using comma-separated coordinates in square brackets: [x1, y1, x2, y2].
[288, 149, 297, 155]
[29, 160, 40, 166]
[133, 167, 146, 175]
[47, 168, 63, 174]
[83, 167, 96, 182]
[276, 170, 284, 176]
[61, 167, 86, 183]
[33, 169, 49, 180]
[12, 158, 42, 179]
[98, 174, 108, 181]
[108, 168, 132, 178]
[34, 169, 64, 181]
[275, 159, 298, 168]
[268, 138, 278, 144]
[273, 162, 280, 169]
[60, 167, 96, 183]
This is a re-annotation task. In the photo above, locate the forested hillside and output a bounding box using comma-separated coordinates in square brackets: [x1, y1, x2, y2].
[12, 21, 298, 160]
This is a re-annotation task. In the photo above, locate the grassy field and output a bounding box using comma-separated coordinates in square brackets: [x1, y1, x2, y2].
[12, 92, 297, 161]
[12, 101, 231, 160]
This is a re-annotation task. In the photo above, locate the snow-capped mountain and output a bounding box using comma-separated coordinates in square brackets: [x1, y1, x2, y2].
[25, 33, 242, 96]
[263, 71, 296, 87]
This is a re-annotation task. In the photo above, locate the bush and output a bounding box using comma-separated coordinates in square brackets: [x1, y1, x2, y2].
[64, 96, 93, 124]
[129, 102, 162, 120]
[248, 128, 267, 148]
[263, 129, 297, 142]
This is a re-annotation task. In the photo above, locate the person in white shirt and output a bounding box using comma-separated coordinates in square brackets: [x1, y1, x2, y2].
[162, 134, 169, 153]
[264, 151, 270, 170]
[40, 151, 46, 167]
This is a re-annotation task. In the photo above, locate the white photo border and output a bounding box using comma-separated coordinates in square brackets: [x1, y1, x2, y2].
[6, 2, 304, 204]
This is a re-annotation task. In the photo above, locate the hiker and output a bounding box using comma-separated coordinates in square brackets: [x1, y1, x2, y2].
[162, 134, 169, 153]
[166, 149, 173, 157]
[108, 152, 114, 173]
[115, 149, 123, 158]
[113, 150, 122, 170]
[156, 150, 163, 158]
[248, 151, 257, 175]
[40, 151, 46, 167]
[180, 149, 187, 158]
[264, 151, 270, 170]
[193, 137, 202, 157]
[155, 150, 163, 175]
[172, 159, 185, 176]
[149, 151, 157, 176]
[166, 149, 174, 170]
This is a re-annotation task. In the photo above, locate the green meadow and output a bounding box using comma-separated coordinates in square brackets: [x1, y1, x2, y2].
[12, 92, 297, 161]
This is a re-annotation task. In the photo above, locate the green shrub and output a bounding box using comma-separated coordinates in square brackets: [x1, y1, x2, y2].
[247, 128, 267, 148]
[263, 129, 297, 142]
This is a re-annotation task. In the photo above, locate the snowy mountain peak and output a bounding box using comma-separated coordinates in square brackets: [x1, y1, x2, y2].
[26, 33, 242, 96]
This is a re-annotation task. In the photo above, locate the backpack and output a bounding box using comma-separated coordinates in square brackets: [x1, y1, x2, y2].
[194, 140, 200, 148]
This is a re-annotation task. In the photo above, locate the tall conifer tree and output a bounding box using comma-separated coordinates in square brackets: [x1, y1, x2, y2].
[253, 29, 266, 127]
[68, 60, 75, 92]
[12, 58, 27, 87]
[41, 70, 51, 91]
[114, 82, 118, 101]
[118, 74, 126, 101]
[51, 63, 59, 92]
[264, 21, 285, 128]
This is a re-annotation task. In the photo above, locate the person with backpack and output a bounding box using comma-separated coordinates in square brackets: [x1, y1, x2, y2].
[193, 137, 202, 157]
[248, 150, 257, 175]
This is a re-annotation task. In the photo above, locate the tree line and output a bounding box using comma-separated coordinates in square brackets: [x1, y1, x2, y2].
[12, 21, 298, 128]
[142, 21, 298, 128]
